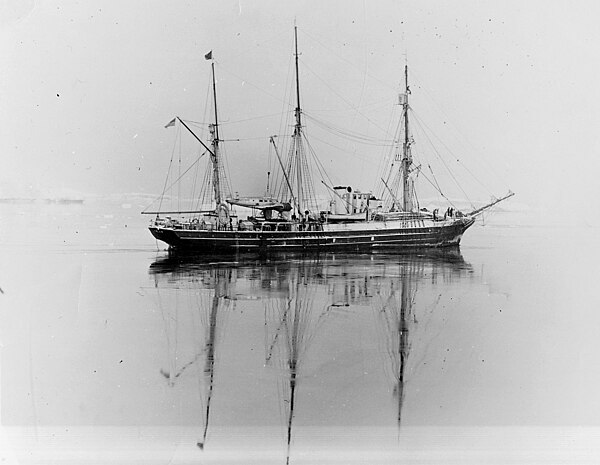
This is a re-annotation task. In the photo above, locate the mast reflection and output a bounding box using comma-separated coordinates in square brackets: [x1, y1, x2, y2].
[262, 259, 331, 465]
[148, 248, 472, 461]
[150, 260, 237, 450]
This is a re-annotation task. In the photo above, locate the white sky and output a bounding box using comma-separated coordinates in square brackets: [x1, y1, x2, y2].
[1, 0, 599, 212]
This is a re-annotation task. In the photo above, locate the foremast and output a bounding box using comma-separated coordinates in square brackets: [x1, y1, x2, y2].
[208, 57, 222, 207]
[151, 55, 228, 217]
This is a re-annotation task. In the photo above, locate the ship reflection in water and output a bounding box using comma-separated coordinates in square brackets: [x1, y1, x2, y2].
[148, 249, 473, 463]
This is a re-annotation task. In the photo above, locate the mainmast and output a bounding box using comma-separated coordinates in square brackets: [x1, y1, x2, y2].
[401, 64, 412, 212]
[278, 24, 318, 217]
[292, 25, 304, 215]
[294, 25, 302, 130]
[208, 56, 222, 206]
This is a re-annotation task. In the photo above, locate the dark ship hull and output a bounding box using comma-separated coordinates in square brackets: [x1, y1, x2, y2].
[149, 217, 475, 252]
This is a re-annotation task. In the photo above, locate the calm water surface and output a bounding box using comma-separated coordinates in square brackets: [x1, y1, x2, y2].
[1, 200, 599, 464]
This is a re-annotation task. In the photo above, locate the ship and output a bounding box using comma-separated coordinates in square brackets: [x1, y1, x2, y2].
[144, 27, 513, 253]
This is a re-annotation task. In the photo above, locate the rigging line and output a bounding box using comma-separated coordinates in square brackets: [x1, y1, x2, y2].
[427, 164, 443, 194]
[302, 130, 375, 163]
[355, 0, 372, 174]
[412, 178, 420, 211]
[218, 143, 233, 200]
[410, 110, 474, 208]
[306, 122, 389, 147]
[189, 154, 202, 217]
[224, 149, 235, 199]
[376, 116, 402, 198]
[303, 112, 396, 145]
[418, 169, 457, 208]
[299, 58, 390, 134]
[160, 152, 208, 203]
[218, 64, 295, 109]
[142, 128, 180, 213]
[272, 56, 295, 203]
[191, 87, 213, 212]
[300, 129, 327, 185]
[374, 105, 400, 196]
[218, 112, 288, 126]
[407, 68, 510, 188]
[410, 107, 491, 195]
[182, 119, 212, 127]
[378, 156, 398, 194]
[273, 123, 292, 200]
[298, 27, 397, 92]
[144, 124, 182, 213]
[266, 141, 273, 195]
[197, 164, 212, 211]
[455, 158, 494, 197]
[307, 96, 392, 113]
[178, 127, 182, 212]
[193, 164, 204, 212]
[228, 136, 280, 141]
[278, 40, 295, 150]
[202, 72, 212, 131]
[302, 132, 335, 194]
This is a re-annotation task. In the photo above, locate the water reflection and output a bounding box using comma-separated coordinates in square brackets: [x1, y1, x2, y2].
[151, 265, 237, 450]
[261, 261, 332, 464]
[375, 257, 437, 431]
[148, 249, 472, 462]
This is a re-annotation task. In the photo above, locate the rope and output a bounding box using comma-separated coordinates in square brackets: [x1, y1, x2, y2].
[413, 111, 486, 198]
[219, 64, 295, 109]
[300, 130, 377, 163]
[427, 164, 443, 195]
[219, 112, 288, 126]
[407, 67, 510, 189]
[303, 112, 395, 146]
[417, 170, 457, 208]
[410, 109, 474, 209]
[147, 151, 208, 212]
[302, 131, 336, 196]
[299, 27, 396, 92]
[299, 58, 390, 134]
[143, 125, 180, 214]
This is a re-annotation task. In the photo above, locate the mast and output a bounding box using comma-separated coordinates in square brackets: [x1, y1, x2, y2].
[294, 25, 302, 130]
[278, 24, 318, 217]
[209, 58, 222, 206]
[293, 24, 303, 215]
[401, 64, 412, 212]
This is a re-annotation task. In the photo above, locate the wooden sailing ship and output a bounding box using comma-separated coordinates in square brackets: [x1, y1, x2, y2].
[144, 27, 513, 253]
